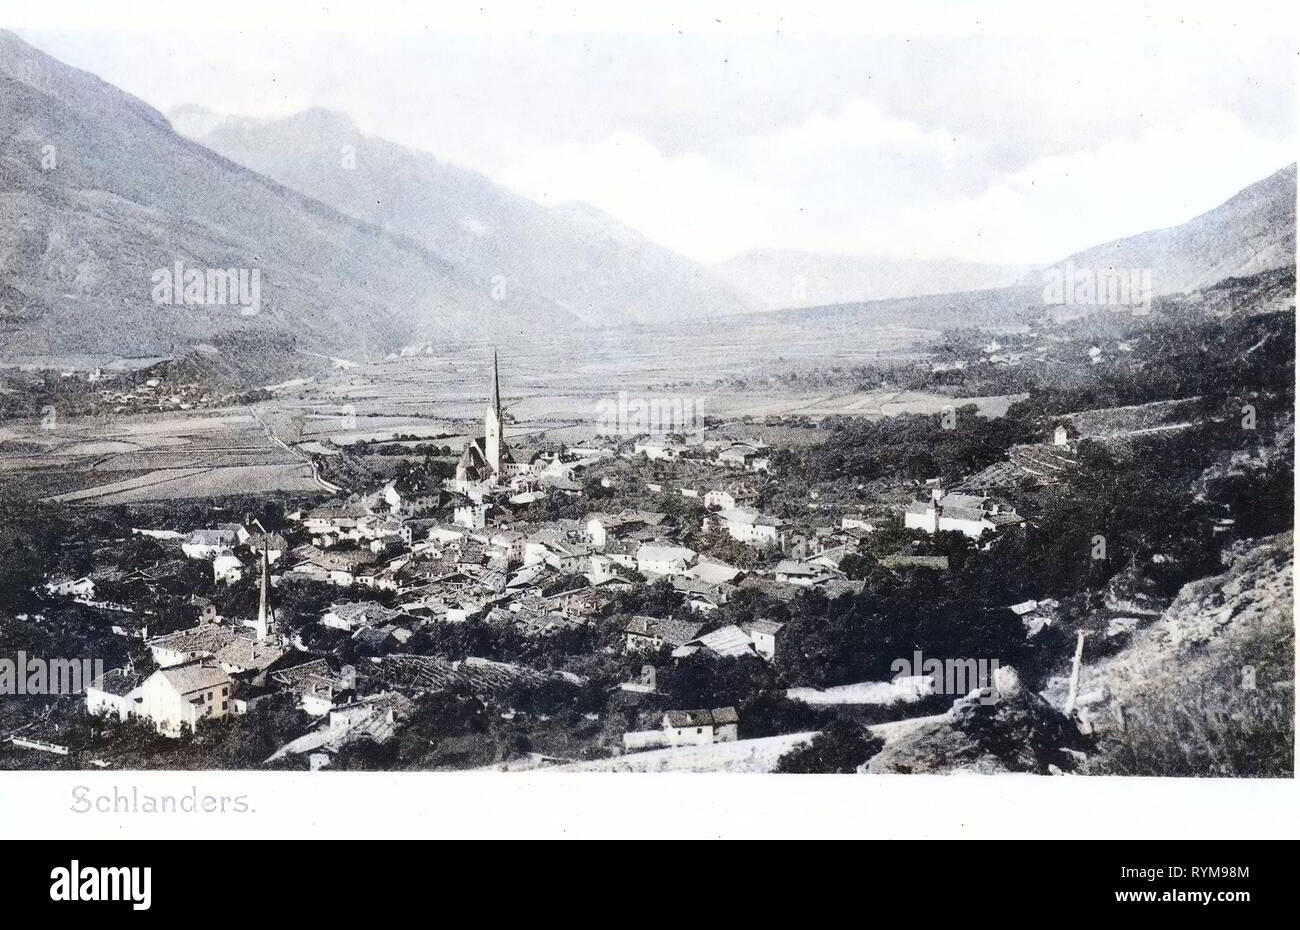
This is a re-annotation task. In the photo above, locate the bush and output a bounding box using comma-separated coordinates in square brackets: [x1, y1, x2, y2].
[774, 719, 884, 774]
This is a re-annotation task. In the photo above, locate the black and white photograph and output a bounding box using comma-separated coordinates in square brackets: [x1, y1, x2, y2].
[0, 0, 1296, 861]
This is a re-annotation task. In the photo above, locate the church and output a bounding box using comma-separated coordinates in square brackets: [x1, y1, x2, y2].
[455, 350, 515, 490]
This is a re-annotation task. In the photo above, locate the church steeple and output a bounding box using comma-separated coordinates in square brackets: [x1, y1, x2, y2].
[490, 348, 501, 423]
[254, 546, 275, 642]
[484, 348, 503, 477]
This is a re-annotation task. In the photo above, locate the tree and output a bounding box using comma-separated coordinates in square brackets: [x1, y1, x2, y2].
[774, 719, 884, 773]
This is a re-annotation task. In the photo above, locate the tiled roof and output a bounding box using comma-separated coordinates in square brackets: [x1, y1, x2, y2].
[147, 623, 244, 654]
[624, 616, 703, 646]
[161, 661, 230, 695]
[213, 638, 287, 672]
[664, 706, 739, 728]
[185, 528, 239, 547]
[684, 624, 756, 658]
[719, 507, 781, 527]
[89, 667, 146, 696]
[637, 543, 696, 563]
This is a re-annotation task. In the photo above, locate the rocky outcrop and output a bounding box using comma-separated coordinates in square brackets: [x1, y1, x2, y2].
[864, 666, 1089, 775]
[1043, 533, 1294, 776]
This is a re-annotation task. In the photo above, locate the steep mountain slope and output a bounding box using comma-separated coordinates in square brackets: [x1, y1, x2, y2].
[1053, 532, 1294, 777]
[759, 163, 1295, 333]
[0, 31, 519, 363]
[863, 533, 1293, 776]
[713, 248, 1031, 309]
[0, 31, 530, 365]
[174, 106, 755, 327]
[1039, 164, 1297, 296]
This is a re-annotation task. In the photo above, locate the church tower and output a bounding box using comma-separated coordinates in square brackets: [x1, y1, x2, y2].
[484, 349, 503, 476]
[253, 547, 275, 642]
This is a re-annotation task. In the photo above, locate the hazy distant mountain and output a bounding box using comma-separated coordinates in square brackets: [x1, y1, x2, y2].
[173, 105, 755, 327]
[1035, 163, 1297, 295]
[776, 163, 1296, 331]
[712, 249, 1031, 309]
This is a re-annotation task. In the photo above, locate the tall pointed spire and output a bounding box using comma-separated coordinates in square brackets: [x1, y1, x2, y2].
[482, 347, 505, 481]
[256, 545, 274, 641]
[490, 348, 501, 423]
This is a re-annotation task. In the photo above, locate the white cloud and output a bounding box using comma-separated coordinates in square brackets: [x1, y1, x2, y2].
[499, 133, 804, 262]
[887, 109, 1296, 263]
[501, 107, 1293, 265]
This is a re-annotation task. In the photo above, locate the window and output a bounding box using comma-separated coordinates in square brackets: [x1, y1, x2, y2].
[205, 692, 212, 702]
[222, 701, 229, 711]
[222, 686, 228, 696]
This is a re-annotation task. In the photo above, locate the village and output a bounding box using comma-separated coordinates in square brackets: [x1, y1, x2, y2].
[1, 344, 1082, 771]
[2, 264, 1290, 779]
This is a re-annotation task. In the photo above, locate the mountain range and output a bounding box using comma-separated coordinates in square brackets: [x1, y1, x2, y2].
[713, 250, 1032, 308]
[172, 105, 756, 330]
[1040, 162, 1296, 296]
[0, 28, 1294, 375]
[0, 29, 752, 369]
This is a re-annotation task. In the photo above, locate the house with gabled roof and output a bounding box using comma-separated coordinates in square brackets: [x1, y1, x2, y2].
[672, 624, 760, 660]
[710, 507, 786, 548]
[85, 667, 147, 721]
[622, 706, 740, 751]
[623, 615, 704, 653]
[136, 661, 233, 736]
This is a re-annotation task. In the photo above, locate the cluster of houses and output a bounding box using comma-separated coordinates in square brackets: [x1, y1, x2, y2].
[54, 353, 1040, 765]
[633, 436, 771, 473]
[902, 486, 1025, 538]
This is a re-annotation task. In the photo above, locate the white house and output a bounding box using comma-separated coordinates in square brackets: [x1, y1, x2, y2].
[85, 667, 146, 721]
[623, 616, 703, 652]
[712, 507, 785, 548]
[662, 707, 739, 745]
[453, 503, 488, 529]
[181, 528, 242, 560]
[633, 440, 684, 461]
[212, 551, 244, 584]
[44, 576, 96, 599]
[635, 543, 696, 577]
[135, 661, 233, 736]
[704, 486, 754, 511]
[147, 623, 246, 668]
[742, 619, 785, 661]
[621, 706, 740, 752]
[321, 601, 403, 633]
[904, 492, 1025, 539]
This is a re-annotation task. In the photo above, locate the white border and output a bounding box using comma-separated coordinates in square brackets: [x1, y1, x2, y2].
[0, 0, 1296, 840]
[1, 771, 1298, 839]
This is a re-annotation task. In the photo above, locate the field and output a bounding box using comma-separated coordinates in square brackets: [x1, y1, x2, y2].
[0, 317, 1023, 504]
[0, 410, 319, 504]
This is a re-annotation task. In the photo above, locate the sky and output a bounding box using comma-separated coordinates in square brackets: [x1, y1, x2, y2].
[11, 3, 1298, 265]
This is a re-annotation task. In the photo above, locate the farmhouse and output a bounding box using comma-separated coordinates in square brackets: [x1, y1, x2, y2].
[136, 661, 233, 737]
[711, 507, 786, 548]
[636, 542, 697, 577]
[673, 624, 759, 659]
[621, 706, 740, 752]
[181, 527, 243, 560]
[904, 492, 1024, 538]
[662, 707, 740, 745]
[623, 616, 704, 652]
[85, 667, 146, 721]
